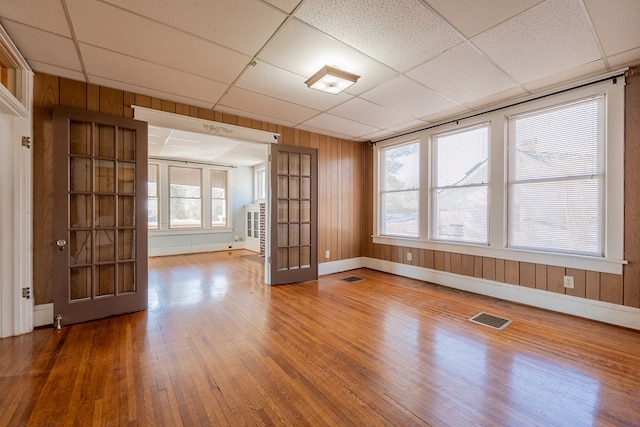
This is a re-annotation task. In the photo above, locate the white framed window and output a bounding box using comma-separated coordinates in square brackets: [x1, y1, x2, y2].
[373, 74, 625, 274]
[379, 141, 420, 238]
[255, 166, 266, 201]
[432, 124, 489, 244]
[169, 166, 202, 229]
[147, 163, 159, 229]
[210, 169, 227, 227]
[508, 96, 605, 256]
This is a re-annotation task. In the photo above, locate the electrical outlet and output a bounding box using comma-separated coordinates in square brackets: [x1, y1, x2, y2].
[563, 275, 575, 289]
[325, 250, 330, 259]
[407, 252, 412, 261]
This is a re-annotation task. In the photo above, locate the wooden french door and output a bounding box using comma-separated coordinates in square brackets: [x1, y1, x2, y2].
[269, 144, 318, 285]
[52, 106, 148, 326]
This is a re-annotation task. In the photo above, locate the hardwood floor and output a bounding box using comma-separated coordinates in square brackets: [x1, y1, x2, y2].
[2, 250, 640, 426]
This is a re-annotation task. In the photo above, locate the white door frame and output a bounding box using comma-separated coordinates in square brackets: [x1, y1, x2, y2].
[0, 24, 33, 337]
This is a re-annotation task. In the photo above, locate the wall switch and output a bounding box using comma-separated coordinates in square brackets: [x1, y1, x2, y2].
[407, 252, 412, 261]
[325, 250, 330, 259]
[563, 275, 575, 289]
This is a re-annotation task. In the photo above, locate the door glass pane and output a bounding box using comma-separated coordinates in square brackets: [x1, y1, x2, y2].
[278, 153, 289, 174]
[118, 262, 136, 293]
[70, 121, 91, 156]
[96, 264, 115, 296]
[278, 224, 288, 247]
[95, 160, 115, 192]
[96, 125, 115, 158]
[300, 246, 311, 268]
[70, 231, 92, 265]
[70, 157, 91, 192]
[118, 128, 136, 160]
[289, 224, 300, 247]
[301, 200, 311, 223]
[301, 177, 311, 199]
[301, 154, 311, 176]
[289, 177, 299, 199]
[277, 248, 288, 270]
[96, 230, 115, 262]
[70, 194, 92, 228]
[278, 200, 288, 222]
[289, 247, 300, 269]
[301, 223, 310, 246]
[289, 153, 300, 176]
[118, 229, 135, 260]
[70, 267, 91, 300]
[118, 196, 135, 227]
[278, 176, 288, 199]
[118, 162, 136, 194]
[95, 195, 115, 228]
[289, 200, 300, 222]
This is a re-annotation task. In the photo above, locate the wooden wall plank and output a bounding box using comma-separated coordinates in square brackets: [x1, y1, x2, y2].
[519, 263, 535, 288]
[473, 256, 483, 278]
[483, 257, 496, 281]
[495, 259, 505, 282]
[160, 100, 175, 113]
[425, 250, 434, 269]
[434, 251, 444, 271]
[123, 92, 135, 118]
[317, 134, 328, 262]
[601, 274, 623, 305]
[461, 254, 474, 277]
[535, 264, 547, 291]
[175, 103, 189, 117]
[504, 260, 519, 285]
[59, 78, 86, 109]
[586, 271, 600, 301]
[547, 266, 565, 294]
[87, 84, 99, 112]
[134, 94, 151, 109]
[99, 86, 123, 116]
[566, 268, 586, 298]
[450, 253, 461, 274]
[624, 69, 640, 308]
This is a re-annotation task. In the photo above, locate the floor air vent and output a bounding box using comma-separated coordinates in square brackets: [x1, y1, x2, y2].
[469, 312, 512, 330]
[342, 276, 363, 283]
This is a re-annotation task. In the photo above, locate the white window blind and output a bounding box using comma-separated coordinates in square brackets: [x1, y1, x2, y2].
[210, 170, 227, 227]
[379, 141, 419, 237]
[148, 164, 158, 230]
[432, 124, 489, 244]
[508, 96, 605, 255]
[169, 166, 202, 228]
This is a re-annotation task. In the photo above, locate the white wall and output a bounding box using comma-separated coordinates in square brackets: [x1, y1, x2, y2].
[148, 165, 254, 256]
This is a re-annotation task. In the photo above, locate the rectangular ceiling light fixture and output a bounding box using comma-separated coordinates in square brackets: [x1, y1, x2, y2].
[305, 65, 360, 94]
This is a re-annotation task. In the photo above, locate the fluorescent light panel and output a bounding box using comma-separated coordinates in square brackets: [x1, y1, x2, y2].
[305, 65, 360, 94]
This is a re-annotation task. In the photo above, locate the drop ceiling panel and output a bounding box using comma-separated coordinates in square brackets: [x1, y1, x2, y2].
[296, 123, 366, 141]
[80, 44, 228, 105]
[66, 0, 251, 83]
[425, 0, 543, 38]
[0, 21, 83, 72]
[301, 113, 379, 139]
[522, 60, 607, 93]
[26, 60, 86, 82]
[0, 0, 71, 37]
[328, 97, 415, 129]
[264, 0, 302, 13]
[294, 0, 464, 72]
[235, 61, 353, 111]
[472, 0, 601, 84]
[215, 105, 299, 129]
[608, 47, 640, 69]
[408, 42, 518, 104]
[584, 0, 640, 57]
[218, 87, 320, 125]
[101, 0, 287, 55]
[258, 19, 398, 95]
[361, 76, 459, 119]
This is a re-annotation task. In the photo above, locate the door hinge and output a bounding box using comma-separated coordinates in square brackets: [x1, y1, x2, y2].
[22, 287, 31, 299]
[21, 136, 31, 149]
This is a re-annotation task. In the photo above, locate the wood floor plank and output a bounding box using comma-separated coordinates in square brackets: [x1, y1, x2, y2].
[2, 250, 640, 426]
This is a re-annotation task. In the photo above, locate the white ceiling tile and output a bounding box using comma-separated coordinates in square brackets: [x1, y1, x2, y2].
[472, 0, 601, 84]
[295, 0, 464, 72]
[264, 0, 302, 13]
[301, 113, 379, 139]
[101, 0, 286, 56]
[26, 60, 86, 82]
[360, 76, 459, 118]
[522, 60, 607, 92]
[421, 104, 472, 123]
[0, 0, 71, 37]
[328, 97, 415, 129]
[235, 61, 353, 111]
[0, 21, 82, 72]
[215, 105, 299, 129]
[607, 47, 640, 69]
[66, 0, 251, 84]
[295, 123, 367, 141]
[425, 0, 543, 38]
[462, 86, 529, 110]
[584, 0, 640, 57]
[218, 87, 320, 125]
[408, 42, 517, 104]
[81, 44, 228, 105]
[258, 19, 398, 95]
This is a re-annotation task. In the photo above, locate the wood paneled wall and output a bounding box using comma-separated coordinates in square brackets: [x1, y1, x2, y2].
[32, 73, 366, 304]
[363, 68, 640, 309]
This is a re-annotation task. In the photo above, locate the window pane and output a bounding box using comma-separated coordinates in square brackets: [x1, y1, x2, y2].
[433, 125, 489, 244]
[212, 200, 226, 226]
[169, 166, 201, 228]
[509, 97, 604, 255]
[383, 142, 419, 191]
[433, 186, 487, 243]
[148, 164, 158, 198]
[381, 191, 419, 237]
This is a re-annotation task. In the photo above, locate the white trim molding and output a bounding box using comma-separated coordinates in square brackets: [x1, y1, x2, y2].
[148, 241, 247, 257]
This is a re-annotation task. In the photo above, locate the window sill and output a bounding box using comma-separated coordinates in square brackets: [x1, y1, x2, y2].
[372, 236, 625, 275]
[150, 227, 233, 236]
